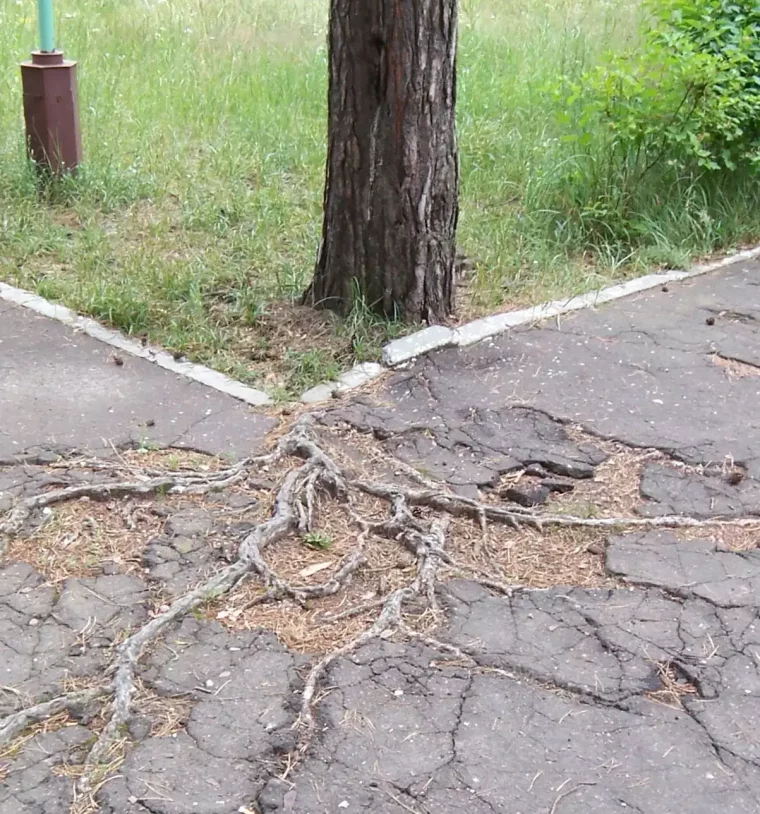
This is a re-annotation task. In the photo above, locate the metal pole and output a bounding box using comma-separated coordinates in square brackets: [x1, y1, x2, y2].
[37, 0, 55, 53]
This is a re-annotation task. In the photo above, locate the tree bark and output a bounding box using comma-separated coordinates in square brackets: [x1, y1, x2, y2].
[306, 0, 459, 323]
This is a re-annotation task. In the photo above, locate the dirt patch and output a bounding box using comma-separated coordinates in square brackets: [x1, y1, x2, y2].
[5, 498, 164, 582]
[210, 300, 405, 397]
[133, 690, 193, 738]
[446, 516, 611, 589]
[207, 493, 421, 652]
[713, 354, 760, 379]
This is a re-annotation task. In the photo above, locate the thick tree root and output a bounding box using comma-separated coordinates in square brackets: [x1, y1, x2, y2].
[1, 415, 759, 804]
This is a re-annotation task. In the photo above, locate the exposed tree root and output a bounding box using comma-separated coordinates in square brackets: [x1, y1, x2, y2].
[1, 414, 759, 806]
[0, 688, 108, 744]
[357, 479, 760, 530]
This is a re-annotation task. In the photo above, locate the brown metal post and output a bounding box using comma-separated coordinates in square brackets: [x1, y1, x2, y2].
[20, 51, 82, 175]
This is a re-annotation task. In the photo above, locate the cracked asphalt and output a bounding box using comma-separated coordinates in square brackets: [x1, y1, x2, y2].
[2, 259, 760, 813]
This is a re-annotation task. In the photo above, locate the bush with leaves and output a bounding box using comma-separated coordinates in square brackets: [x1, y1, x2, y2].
[554, 0, 760, 231]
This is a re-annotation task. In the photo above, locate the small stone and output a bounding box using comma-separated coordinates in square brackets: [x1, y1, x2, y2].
[543, 480, 575, 494]
[101, 562, 120, 576]
[205, 679, 214, 688]
[28, 617, 40, 627]
[586, 542, 605, 555]
[393, 689, 404, 697]
[171, 535, 204, 556]
[222, 492, 259, 510]
[502, 485, 550, 508]
[706, 316, 715, 326]
[248, 477, 277, 491]
[338, 802, 349, 809]
[726, 468, 745, 486]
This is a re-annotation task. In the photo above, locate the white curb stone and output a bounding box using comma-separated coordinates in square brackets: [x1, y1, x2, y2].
[301, 383, 338, 404]
[382, 325, 455, 366]
[335, 362, 385, 393]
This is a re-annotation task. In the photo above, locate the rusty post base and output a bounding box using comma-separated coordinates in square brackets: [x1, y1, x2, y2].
[20, 51, 82, 175]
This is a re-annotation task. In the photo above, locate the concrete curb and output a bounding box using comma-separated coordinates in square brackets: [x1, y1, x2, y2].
[3, 246, 758, 408]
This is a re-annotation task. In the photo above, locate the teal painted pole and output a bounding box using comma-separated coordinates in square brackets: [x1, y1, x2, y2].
[37, 0, 55, 52]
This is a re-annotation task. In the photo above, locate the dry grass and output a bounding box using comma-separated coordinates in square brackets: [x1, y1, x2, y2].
[206, 446, 621, 652]
[644, 662, 699, 709]
[60, 737, 128, 814]
[0, 712, 75, 782]
[670, 525, 760, 552]
[2, 451, 274, 582]
[5, 498, 164, 581]
[446, 516, 612, 589]
[3, 423, 756, 665]
[134, 691, 193, 738]
[119, 447, 225, 472]
[556, 430, 666, 516]
[1, 684, 189, 813]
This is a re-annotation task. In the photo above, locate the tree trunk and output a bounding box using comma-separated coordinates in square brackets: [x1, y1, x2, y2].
[306, 0, 459, 323]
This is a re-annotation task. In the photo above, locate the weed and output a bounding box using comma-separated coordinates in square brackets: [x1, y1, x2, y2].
[284, 349, 342, 394]
[302, 531, 333, 550]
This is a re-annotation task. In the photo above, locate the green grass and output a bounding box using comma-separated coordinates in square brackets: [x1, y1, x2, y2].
[1, 0, 759, 395]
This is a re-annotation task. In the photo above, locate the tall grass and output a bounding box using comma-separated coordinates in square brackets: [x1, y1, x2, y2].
[1, 0, 758, 384]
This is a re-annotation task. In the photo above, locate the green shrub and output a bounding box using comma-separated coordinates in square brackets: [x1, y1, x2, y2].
[554, 0, 760, 237]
